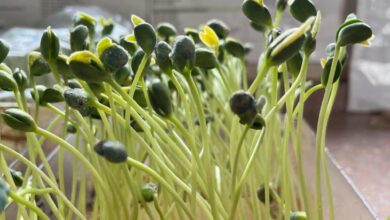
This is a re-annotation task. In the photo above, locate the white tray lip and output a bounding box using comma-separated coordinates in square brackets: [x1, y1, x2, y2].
[325, 148, 379, 219]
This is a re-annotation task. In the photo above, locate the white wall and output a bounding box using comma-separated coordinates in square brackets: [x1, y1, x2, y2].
[81, 0, 151, 20]
[349, 0, 390, 112]
[0, 0, 42, 29]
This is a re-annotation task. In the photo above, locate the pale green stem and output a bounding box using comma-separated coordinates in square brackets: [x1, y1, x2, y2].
[128, 54, 149, 97]
[184, 73, 219, 220]
[248, 55, 270, 94]
[273, 9, 284, 28]
[216, 64, 232, 94]
[35, 128, 108, 195]
[228, 130, 265, 220]
[0, 143, 85, 220]
[125, 54, 149, 125]
[108, 79, 193, 160]
[29, 75, 40, 121]
[0, 154, 30, 220]
[320, 81, 339, 220]
[108, 79, 215, 217]
[293, 53, 313, 219]
[48, 60, 62, 85]
[230, 125, 250, 195]
[282, 67, 293, 220]
[292, 84, 324, 117]
[66, 132, 80, 220]
[229, 60, 308, 219]
[93, 94, 187, 171]
[270, 17, 314, 58]
[165, 76, 207, 218]
[18, 188, 55, 197]
[314, 44, 341, 220]
[8, 191, 50, 220]
[154, 196, 165, 220]
[126, 157, 194, 220]
[240, 58, 248, 90]
[13, 89, 61, 218]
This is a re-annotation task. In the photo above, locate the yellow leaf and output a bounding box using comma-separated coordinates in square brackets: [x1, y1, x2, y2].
[96, 37, 114, 57]
[199, 26, 219, 48]
[125, 34, 136, 43]
[150, 57, 156, 65]
[131, 15, 145, 26]
[68, 50, 104, 69]
[320, 58, 327, 68]
[99, 17, 105, 26]
[78, 12, 96, 25]
[358, 34, 375, 47]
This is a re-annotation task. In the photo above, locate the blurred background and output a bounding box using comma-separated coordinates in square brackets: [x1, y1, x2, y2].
[0, 0, 388, 218]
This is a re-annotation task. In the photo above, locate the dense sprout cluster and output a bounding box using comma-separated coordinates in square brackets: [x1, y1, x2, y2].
[0, 0, 373, 219]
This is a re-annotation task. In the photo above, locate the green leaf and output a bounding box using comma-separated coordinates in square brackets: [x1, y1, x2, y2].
[184, 28, 201, 44]
[0, 70, 16, 91]
[99, 44, 129, 72]
[207, 19, 230, 39]
[267, 28, 306, 66]
[250, 114, 266, 130]
[133, 85, 147, 108]
[337, 22, 373, 46]
[114, 65, 132, 86]
[170, 36, 196, 74]
[225, 39, 245, 58]
[242, 0, 273, 28]
[41, 87, 64, 104]
[73, 12, 96, 35]
[288, 0, 317, 23]
[287, 52, 303, 78]
[195, 48, 218, 69]
[134, 23, 157, 55]
[0, 63, 12, 74]
[0, 39, 10, 63]
[9, 169, 24, 187]
[148, 79, 173, 117]
[119, 36, 137, 56]
[155, 41, 173, 74]
[55, 55, 73, 79]
[321, 58, 343, 86]
[68, 51, 107, 83]
[28, 52, 51, 76]
[131, 49, 150, 75]
[12, 68, 28, 91]
[94, 140, 128, 163]
[156, 22, 177, 41]
[70, 25, 89, 52]
[40, 27, 60, 62]
[0, 178, 9, 212]
[1, 108, 37, 132]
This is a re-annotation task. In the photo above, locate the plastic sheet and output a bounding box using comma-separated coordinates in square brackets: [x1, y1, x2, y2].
[0, 6, 129, 71]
